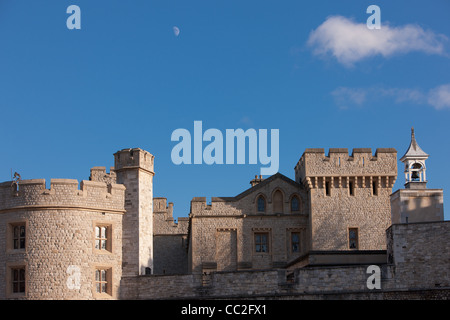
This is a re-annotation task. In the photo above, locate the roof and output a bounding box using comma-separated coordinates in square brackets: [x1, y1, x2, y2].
[400, 127, 429, 162]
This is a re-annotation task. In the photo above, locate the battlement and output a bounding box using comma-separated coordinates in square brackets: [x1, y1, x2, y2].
[295, 148, 397, 183]
[154, 197, 189, 235]
[0, 178, 125, 213]
[114, 148, 154, 174]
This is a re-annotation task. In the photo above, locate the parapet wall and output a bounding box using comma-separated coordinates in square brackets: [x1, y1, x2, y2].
[295, 148, 397, 183]
[0, 179, 125, 213]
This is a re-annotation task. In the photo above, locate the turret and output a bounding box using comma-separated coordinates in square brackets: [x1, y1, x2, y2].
[114, 148, 155, 276]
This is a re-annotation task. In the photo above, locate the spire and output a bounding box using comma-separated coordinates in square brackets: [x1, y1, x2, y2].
[400, 127, 428, 162]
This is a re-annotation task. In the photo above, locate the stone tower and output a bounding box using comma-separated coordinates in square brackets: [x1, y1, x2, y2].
[295, 148, 397, 251]
[114, 148, 155, 276]
[391, 129, 444, 223]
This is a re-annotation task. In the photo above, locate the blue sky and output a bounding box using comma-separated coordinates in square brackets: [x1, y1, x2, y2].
[1, 0, 449, 220]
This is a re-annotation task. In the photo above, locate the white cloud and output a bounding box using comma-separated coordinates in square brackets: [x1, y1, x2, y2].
[307, 16, 448, 66]
[332, 84, 450, 110]
[428, 84, 450, 110]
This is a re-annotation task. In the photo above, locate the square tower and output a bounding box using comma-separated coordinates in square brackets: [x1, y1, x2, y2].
[114, 148, 155, 276]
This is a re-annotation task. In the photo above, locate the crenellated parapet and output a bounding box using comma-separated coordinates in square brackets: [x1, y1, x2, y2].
[295, 148, 397, 190]
[0, 178, 125, 214]
[154, 197, 189, 235]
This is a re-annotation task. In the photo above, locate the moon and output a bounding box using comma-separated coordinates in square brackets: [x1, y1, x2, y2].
[173, 26, 180, 37]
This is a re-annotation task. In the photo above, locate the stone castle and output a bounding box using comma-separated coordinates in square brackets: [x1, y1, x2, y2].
[0, 128, 447, 300]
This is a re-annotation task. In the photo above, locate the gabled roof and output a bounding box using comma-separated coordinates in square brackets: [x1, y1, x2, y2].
[400, 127, 429, 162]
[233, 172, 304, 201]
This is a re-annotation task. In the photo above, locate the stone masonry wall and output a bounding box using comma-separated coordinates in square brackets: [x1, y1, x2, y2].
[153, 198, 189, 275]
[0, 178, 125, 300]
[120, 221, 449, 300]
[295, 148, 397, 251]
[189, 176, 309, 274]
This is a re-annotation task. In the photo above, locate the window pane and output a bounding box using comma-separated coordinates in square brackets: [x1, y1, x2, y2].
[101, 283, 106, 293]
[20, 226, 25, 237]
[101, 227, 106, 238]
[257, 197, 265, 211]
[13, 282, 19, 293]
[291, 197, 299, 211]
[95, 227, 100, 238]
[96, 283, 101, 293]
[20, 239, 25, 249]
[101, 240, 106, 250]
[101, 270, 106, 281]
[95, 270, 100, 281]
[95, 240, 100, 249]
[19, 269, 25, 281]
[19, 281, 25, 293]
[14, 226, 19, 238]
[13, 269, 18, 281]
[255, 244, 261, 252]
[14, 239, 19, 249]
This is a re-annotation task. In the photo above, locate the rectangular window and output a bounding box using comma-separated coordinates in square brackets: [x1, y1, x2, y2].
[291, 232, 300, 253]
[94, 224, 112, 252]
[254, 233, 269, 253]
[372, 180, 378, 196]
[95, 269, 108, 294]
[349, 181, 354, 196]
[325, 181, 330, 196]
[348, 228, 359, 250]
[11, 267, 26, 293]
[12, 224, 26, 250]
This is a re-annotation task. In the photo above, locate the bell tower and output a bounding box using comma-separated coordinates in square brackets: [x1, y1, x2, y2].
[390, 128, 444, 224]
[400, 127, 429, 189]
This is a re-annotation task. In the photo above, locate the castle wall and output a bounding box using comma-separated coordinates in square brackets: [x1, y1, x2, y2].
[120, 221, 450, 300]
[0, 179, 125, 300]
[153, 198, 189, 275]
[189, 177, 309, 274]
[390, 189, 444, 224]
[295, 148, 397, 251]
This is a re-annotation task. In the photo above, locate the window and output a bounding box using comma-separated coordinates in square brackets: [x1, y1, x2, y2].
[254, 233, 269, 253]
[348, 228, 359, 249]
[94, 224, 112, 252]
[291, 232, 300, 253]
[11, 267, 26, 294]
[325, 181, 331, 196]
[95, 269, 108, 294]
[94, 268, 113, 296]
[13, 224, 26, 250]
[349, 180, 354, 196]
[372, 181, 378, 196]
[257, 196, 266, 212]
[273, 190, 283, 213]
[291, 196, 300, 212]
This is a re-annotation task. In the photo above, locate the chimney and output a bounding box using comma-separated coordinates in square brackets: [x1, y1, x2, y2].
[250, 175, 264, 187]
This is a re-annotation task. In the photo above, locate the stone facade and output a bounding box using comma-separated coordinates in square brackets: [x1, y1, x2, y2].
[0, 178, 125, 299]
[188, 173, 309, 274]
[295, 148, 397, 251]
[0, 141, 448, 300]
[153, 197, 189, 275]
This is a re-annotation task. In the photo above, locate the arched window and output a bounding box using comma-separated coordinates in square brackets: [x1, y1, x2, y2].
[273, 190, 283, 213]
[411, 163, 422, 181]
[291, 196, 300, 212]
[257, 196, 266, 212]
